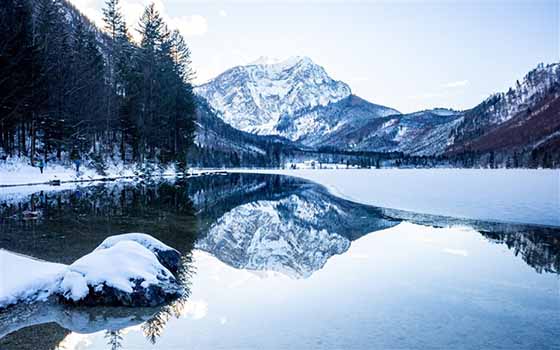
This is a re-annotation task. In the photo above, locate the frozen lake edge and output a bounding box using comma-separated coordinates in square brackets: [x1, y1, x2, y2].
[0, 168, 558, 227]
[229, 168, 560, 227]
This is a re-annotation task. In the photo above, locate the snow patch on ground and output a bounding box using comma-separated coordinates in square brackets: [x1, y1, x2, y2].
[0, 250, 66, 307]
[0, 156, 177, 186]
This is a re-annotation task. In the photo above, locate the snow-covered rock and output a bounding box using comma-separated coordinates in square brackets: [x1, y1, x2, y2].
[95, 233, 182, 274]
[59, 240, 182, 306]
[0, 234, 183, 309]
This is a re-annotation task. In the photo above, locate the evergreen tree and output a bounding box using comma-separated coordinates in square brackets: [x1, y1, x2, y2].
[0, 0, 35, 157]
[35, 0, 71, 161]
[135, 3, 167, 160]
[103, 0, 126, 140]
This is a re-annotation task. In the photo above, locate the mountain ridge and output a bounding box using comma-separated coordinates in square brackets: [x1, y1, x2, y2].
[197, 58, 560, 166]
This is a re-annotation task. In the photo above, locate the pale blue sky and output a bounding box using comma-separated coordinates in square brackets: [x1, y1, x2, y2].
[74, 0, 559, 113]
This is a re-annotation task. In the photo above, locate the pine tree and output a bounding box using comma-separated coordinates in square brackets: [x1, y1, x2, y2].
[136, 3, 168, 161]
[103, 0, 126, 142]
[35, 0, 71, 161]
[0, 0, 35, 157]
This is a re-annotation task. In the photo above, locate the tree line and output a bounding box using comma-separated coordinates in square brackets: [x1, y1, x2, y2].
[0, 0, 196, 170]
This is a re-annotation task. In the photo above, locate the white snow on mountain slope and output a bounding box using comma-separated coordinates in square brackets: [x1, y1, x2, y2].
[371, 109, 464, 155]
[465, 63, 560, 127]
[493, 63, 560, 124]
[307, 107, 462, 155]
[195, 56, 352, 135]
[278, 95, 401, 146]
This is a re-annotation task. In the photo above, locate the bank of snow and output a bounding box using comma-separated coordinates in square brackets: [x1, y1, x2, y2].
[0, 156, 178, 186]
[0, 250, 66, 307]
[0, 234, 182, 309]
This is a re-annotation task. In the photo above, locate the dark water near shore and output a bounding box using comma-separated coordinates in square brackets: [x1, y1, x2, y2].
[0, 173, 559, 349]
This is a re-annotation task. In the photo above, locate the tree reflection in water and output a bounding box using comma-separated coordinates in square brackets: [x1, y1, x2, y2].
[142, 253, 195, 345]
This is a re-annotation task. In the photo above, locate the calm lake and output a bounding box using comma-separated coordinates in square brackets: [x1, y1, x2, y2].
[0, 173, 559, 349]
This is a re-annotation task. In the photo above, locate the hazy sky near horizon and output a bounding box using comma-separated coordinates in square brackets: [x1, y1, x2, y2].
[72, 0, 558, 113]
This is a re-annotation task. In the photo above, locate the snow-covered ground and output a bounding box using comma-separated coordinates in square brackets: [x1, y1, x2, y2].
[0, 234, 180, 308]
[0, 156, 178, 186]
[230, 168, 560, 227]
[0, 250, 66, 307]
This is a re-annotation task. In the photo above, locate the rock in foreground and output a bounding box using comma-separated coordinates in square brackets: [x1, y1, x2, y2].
[0, 234, 184, 309]
[59, 240, 182, 307]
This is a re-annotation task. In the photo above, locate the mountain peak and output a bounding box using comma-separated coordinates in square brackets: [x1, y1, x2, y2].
[195, 56, 352, 134]
[247, 56, 283, 66]
[247, 56, 312, 68]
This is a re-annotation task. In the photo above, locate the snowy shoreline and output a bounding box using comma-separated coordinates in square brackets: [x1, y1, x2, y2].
[0, 157, 227, 188]
[226, 168, 560, 227]
[1, 165, 558, 227]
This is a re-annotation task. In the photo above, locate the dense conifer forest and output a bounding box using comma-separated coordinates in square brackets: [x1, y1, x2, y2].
[0, 0, 196, 170]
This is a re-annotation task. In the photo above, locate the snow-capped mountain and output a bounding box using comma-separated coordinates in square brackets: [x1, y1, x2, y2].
[195, 56, 355, 136]
[195, 57, 559, 164]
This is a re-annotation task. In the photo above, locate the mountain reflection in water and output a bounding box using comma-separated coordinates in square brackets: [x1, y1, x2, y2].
[0, 173, 558, 349]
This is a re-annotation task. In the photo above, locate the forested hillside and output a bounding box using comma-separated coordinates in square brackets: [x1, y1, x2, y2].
[0, 0, 196, 170]
[446, 63, 560, 168]
[188, 97, 303, 168]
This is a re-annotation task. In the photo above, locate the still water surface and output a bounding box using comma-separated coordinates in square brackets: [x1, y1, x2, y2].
[0, 173, 558, 349]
